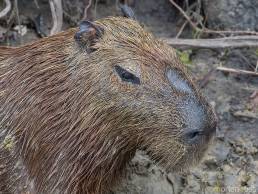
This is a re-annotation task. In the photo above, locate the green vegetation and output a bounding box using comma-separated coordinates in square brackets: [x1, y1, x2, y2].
[3, 135, 14, 151]
[176, 49, 192, 66]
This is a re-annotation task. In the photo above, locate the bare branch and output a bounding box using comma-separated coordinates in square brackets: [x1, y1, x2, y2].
[176, 20, 188, 38]
[14, 0, 23, 44]
[168, 0, 258, 36]
[217, 67, 258, 76]
[49, 0, 63, 35]
[34, 0, 40, 9]
[0, 0, 11, 18]
[83, 0, 93, 20]
[164, 36, 258, 49]
[198, 68, 216, 88]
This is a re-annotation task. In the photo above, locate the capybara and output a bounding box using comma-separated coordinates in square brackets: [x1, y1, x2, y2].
[0, 16, 217, 194]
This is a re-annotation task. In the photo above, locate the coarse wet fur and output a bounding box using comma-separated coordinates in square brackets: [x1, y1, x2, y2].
[0, 17, 217, 194]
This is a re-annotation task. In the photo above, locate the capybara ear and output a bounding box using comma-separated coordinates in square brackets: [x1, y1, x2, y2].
[120, 4, 136, 20]
[74, 20, 104, 53]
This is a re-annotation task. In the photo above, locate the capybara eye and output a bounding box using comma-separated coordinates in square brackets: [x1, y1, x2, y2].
[114, 65, 140, 85]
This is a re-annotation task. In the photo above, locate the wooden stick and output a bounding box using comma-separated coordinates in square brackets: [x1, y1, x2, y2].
[216, 67, 258, 76]
[163, 36, 258, 49]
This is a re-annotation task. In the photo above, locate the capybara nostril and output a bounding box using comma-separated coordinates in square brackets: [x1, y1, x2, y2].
[182, 129, 203, 144]
[182, 118, 217, 144]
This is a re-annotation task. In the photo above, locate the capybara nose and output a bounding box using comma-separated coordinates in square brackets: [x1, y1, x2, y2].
[180, 107, 217, 144]
[182, 129, 204, 144]
[182, 122, 216, 144]
[178, 95, 217, 144]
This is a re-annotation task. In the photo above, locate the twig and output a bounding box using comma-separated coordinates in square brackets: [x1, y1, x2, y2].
[176, 20, 188, 38]
[168, 0, 258, 36]
[33, 0, 40, 9]
[83, 0, 92, 20]
[94, 0, 99, 19]
[217, 67, 258, 76]
[49, 0, 63, 35]
[250, 91, 258, 99]
[198, 68, 216, 88]
[164, 36, 258, 49]
[233, 110, 258, 119]
[14, 0, 23, 44]
[0, 0, 11, 18]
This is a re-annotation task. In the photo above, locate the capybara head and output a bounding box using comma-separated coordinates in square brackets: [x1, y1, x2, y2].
[0, 16, 217, 193]
[75, 17, 217, 171]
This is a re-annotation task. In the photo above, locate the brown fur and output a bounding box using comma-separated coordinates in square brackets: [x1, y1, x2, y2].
[0, 17, 216, 194]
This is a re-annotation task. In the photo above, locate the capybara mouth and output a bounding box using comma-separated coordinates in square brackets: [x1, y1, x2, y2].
[173, 133, 216, 173]
[144, 128, 216, 174]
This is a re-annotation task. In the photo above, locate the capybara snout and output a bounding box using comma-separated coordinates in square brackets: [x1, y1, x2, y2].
[177, 95, 217, 144]
[0, 16, 217, 193]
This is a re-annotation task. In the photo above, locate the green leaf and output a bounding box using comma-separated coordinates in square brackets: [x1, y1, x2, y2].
[255, 49, 258, 56]
[176, 50, 192, 65]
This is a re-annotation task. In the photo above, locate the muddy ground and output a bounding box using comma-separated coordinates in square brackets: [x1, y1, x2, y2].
[0, 0, 258, 194]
